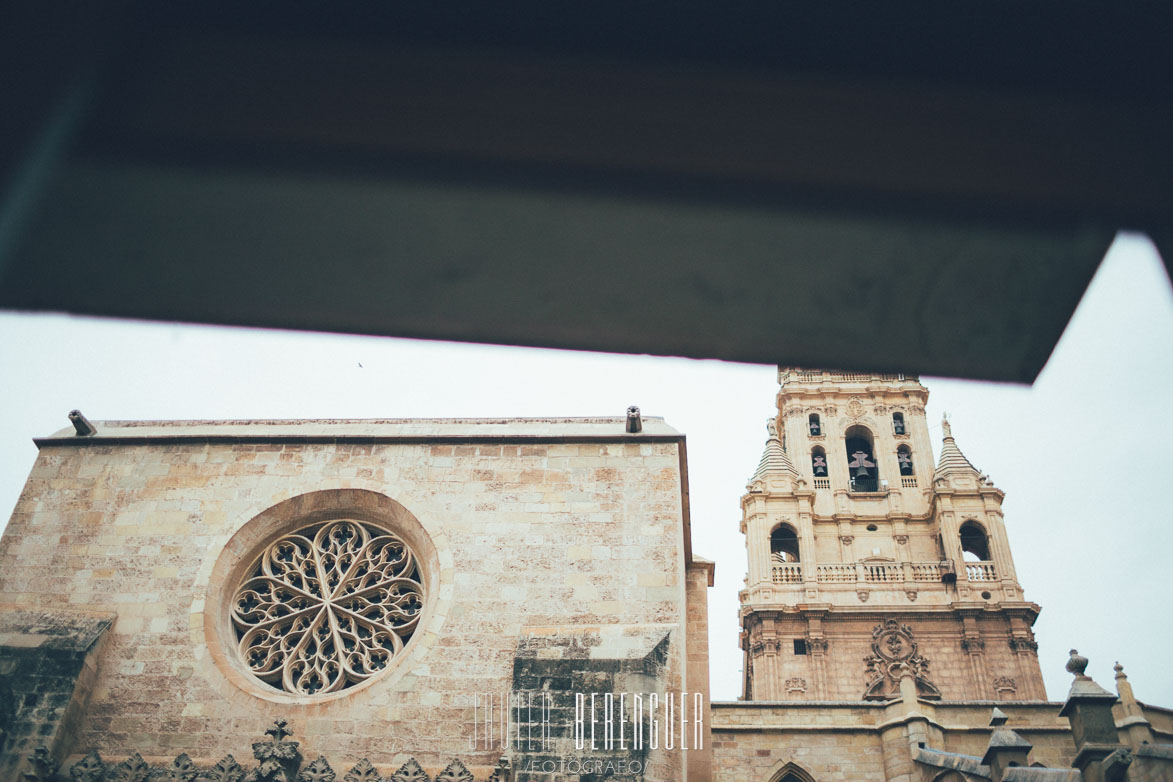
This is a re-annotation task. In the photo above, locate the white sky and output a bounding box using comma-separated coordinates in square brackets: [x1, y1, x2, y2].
[0, 232, 1169, 707]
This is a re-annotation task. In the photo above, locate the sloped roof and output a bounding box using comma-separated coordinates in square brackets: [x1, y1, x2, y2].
[934, 418, 982, 481]
[750, 425, 799, 483]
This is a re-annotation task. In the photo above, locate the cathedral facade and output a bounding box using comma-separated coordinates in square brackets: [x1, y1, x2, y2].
[0, 373, 1169, 782]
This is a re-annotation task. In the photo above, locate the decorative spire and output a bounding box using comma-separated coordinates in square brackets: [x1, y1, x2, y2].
[934, 416, 983, 482]
[750, 417, 799, 484]
[1113, 660, 1146, 716]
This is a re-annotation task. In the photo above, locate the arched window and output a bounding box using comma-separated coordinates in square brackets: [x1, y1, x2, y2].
[769, 763, 817, 782]
[892, 412, 906, 434]
[959, 521, 991, 562]
[811, 446, 828, 477]
[897, 444, 914, 476]
[808, 413, 822, 436]
[770, 524, 800, 563]
[844, 425, 878, 492]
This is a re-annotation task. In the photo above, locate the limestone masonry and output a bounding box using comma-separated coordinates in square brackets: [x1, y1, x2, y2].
[0, 376, 1169, 782]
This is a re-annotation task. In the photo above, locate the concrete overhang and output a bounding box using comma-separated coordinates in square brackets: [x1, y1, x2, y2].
[2, 3, 1170, 383]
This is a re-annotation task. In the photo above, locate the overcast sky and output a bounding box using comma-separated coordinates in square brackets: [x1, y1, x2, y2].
[0, 232, 1169, 706]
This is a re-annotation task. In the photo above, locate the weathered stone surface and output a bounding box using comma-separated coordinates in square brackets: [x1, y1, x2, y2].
[0, 419, 688, 779]
[0, 609, 112, 782]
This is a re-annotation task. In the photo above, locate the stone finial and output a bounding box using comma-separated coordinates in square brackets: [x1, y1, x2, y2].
[626, 406, 642, 434]
[1114, 661, 1126, 679]
[766, 417, 779, 439]
[989, 707, 1008, 727]
[1060, 648, 1117, 720]
[941, 412, 952, 438]
[1067, 649, 1089, 677]
[265, 719, 294, 743]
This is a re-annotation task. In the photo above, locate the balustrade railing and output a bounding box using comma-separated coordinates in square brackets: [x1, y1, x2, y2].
[771, 563, 803, 583]
[816, 563, 857, 582]
[781, 370, 917, 384]
[860, 562, 903, 582]
[966, 561, 997, 581]
[901, 477, 918, 488]
[813, 478, 831, 489]
[908, 562, 942, 581]
[810, 561, 950, 584]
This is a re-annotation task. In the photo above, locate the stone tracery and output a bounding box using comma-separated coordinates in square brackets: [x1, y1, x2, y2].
[231, 520, 425, 696]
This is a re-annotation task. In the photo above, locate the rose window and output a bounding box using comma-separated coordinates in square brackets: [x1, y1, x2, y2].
[230, 520, 425, 696]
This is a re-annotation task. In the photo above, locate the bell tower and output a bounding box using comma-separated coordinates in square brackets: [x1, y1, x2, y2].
[738, 369, 1045, 702]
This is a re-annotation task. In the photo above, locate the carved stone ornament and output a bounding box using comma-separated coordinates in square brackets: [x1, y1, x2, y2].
[894, 535, 908, 545]
[156, 755, 199, 782]
[847, 398, 866, 419]
[389, 758, 430, 782]
[785, 677, 808, 694]
[857, 590, 870, 602]
[342, 759, 381, 782]
[207, 756, 247, 782]
[487, 757, 511, 782]
[905, 589, 918, 602]
[839, 535, 854, 545]
[806, 636, 828, 653]
[231, 519, 426, 696]
[993, 676, 1017, 693]
[109, 754, 152, 782]
[862, 619, 942, 700]
[245, 720, 302, 782]
[1009, 637, 1039, 654]
[297, 757, 336, 782]
[961, 637, 986, 653]
[70, 752, 106, 782]
[61, 721, 501, 782]
[434, 761, 474, 782]
[22, 746, 55, 782]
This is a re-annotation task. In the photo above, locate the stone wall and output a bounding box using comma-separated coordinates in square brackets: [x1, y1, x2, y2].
[745, 611, 1044, 703]
[710, 700, 1079, 782]
[0, 420, 697, 780]
[0, 609, 112, 781]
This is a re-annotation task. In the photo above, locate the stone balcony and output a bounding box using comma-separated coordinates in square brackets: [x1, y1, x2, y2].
[769, 560, 998, 585]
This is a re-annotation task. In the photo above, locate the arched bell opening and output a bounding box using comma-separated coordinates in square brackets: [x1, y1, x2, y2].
[892, 411, 906, 434]
[844, 424, 878, 492]
[808, 413, 822, 436]
[770, 523, 800, 563]
[810, 445, 828, 477]
[960, 520, 991, 562]
[897, 444, 915, 476]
